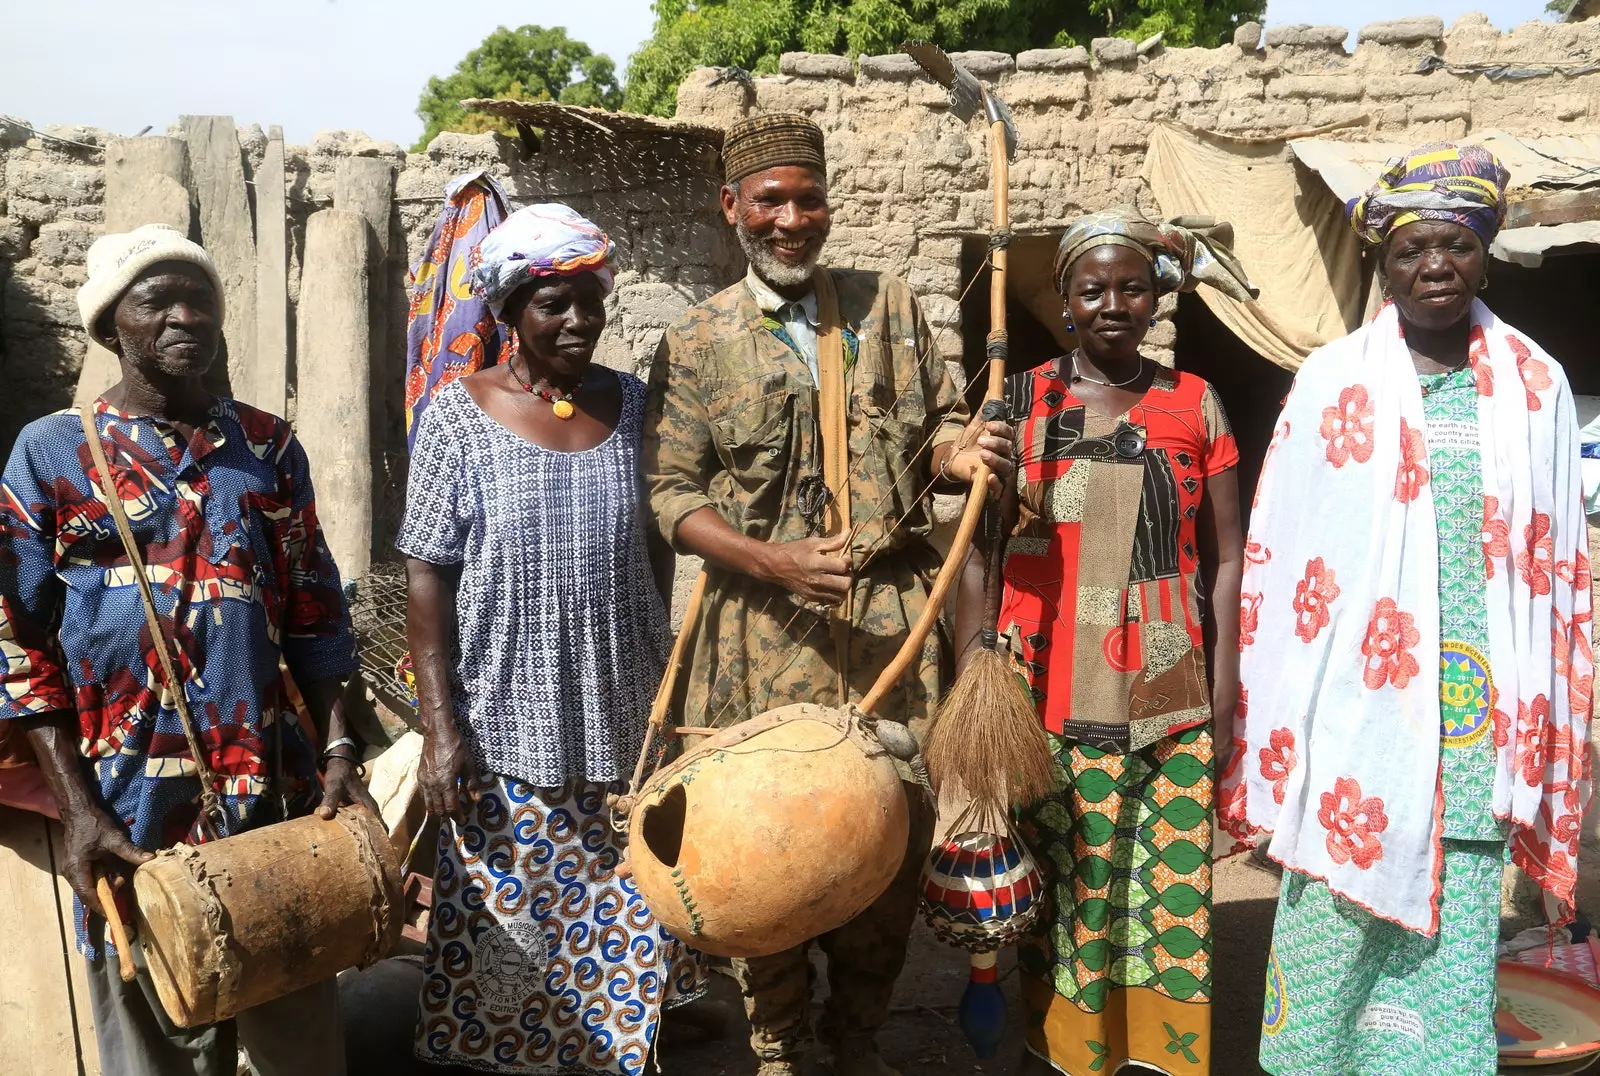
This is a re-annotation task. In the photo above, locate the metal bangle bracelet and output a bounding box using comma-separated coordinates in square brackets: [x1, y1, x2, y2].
[322, 736, 358, 757]
[322, 748, 366, 779]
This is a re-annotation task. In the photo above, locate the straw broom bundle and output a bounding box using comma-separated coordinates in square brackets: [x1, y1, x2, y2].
[924, 489, 1053, 812]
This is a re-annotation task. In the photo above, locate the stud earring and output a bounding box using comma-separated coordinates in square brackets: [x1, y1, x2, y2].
[1149, 317, 1157, 327]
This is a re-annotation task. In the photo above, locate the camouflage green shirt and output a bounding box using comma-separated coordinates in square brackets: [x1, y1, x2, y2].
[643, 267, 968, 729]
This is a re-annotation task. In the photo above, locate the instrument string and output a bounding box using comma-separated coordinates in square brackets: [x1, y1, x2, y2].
[644, 255, 1000, 781]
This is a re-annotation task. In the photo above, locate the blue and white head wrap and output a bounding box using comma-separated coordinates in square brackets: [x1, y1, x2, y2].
[469, 202, 615, 321]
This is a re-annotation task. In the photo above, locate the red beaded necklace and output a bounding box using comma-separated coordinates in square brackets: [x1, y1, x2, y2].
[509, 357, 583, 419]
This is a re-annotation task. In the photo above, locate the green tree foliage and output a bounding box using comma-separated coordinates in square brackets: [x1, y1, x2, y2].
[622, 0, 1265, 116]
[415, 25, 623, 150]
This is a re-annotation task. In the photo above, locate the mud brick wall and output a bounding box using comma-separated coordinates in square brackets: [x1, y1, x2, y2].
[0, 120, 739, 455]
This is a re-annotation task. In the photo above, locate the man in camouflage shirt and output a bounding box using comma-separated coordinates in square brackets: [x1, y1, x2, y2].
[643, 113, 1013, 1076]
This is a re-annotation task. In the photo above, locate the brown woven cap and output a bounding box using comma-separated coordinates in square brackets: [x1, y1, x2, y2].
[722, 113, 826, 184]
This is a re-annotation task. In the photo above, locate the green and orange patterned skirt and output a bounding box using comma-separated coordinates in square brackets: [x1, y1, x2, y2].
[1018, 727, 1213, 1075]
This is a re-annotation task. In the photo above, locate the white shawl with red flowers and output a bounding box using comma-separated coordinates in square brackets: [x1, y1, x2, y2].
[1218, 300, 1592, 934]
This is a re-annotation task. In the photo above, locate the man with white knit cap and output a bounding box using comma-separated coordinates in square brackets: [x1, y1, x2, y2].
[0, 224, 375, 1075]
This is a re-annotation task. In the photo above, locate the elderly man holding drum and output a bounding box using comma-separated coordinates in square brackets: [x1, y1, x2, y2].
[0, 225, 375, 1076]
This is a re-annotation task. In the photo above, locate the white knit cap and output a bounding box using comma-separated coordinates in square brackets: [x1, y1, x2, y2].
[77, 224, 225, 336]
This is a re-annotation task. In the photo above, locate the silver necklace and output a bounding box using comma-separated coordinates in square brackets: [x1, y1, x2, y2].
[1070, 350, 1143, 389]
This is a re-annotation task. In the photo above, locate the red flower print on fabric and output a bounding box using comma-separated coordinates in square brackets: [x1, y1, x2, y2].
[1217, 774, 1248, 833]
[1491, 685, 1511, 750]
[1547, 727, 1580, 783]
[1554, 611, 1594, 717]
[1220, 736, 1246, 782]
[1514, 833, 1578, 901]
[1482, 496, 1510, 579]
[1467, 324, 1494, 396]
[1516, 695, 1553, 786]
[1292, 557, 1340, 643]
[1218, 690, 1250, 829]
[1510, 334, 1551, 411]
[1556, 549, 1592, 593]
[1259, 728, 1297, 805]
[1360, 598, 1421, 690]
[1256, 420, 1291, 510]
[1245, 540, 1272, 567]
[1517, 513, 1555, 596]
[1571, 734, 1593, 783]
[1240, 592, 1262, 652]
[1394, 419, 1429, 504]
[1317, 775, 1388, 870]
[1547, 800, 1582, 850]
[1319, 386, 1375, 468]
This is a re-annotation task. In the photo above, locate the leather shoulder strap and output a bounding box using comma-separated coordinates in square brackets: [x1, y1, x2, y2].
[811, 268, 851, 541]
[811, 270, 855, 696]
[79, 407, 225, 839]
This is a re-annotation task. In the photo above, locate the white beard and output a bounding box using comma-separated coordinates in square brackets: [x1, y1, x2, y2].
[737, 221, 822, 289]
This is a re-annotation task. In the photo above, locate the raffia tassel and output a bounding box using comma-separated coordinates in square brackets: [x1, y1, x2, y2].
[925, 647, 1054, 812]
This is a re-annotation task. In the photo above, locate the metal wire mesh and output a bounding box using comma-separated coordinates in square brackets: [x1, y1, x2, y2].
[348, 562, 415, 725]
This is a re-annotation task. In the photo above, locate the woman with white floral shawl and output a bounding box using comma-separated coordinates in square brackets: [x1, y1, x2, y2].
[1218, 142, 1593, 1074]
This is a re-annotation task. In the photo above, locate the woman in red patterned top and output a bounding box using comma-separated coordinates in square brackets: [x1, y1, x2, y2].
[961, 210, 1252, 1076]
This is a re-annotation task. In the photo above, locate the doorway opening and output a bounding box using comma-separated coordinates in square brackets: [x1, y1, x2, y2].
[1171, 295, 1294, 527]
[1483, 252, 1600, 415]
[958, 233, 1069, 409]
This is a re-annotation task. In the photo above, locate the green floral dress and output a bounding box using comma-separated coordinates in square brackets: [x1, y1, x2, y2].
[1259, 364, 1506, 1075]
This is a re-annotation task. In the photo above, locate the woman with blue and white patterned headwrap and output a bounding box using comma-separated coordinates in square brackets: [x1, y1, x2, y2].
[399, 202, 707, 1074]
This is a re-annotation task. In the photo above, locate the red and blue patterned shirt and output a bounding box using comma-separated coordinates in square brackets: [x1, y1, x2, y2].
[0, 398, 358, 865]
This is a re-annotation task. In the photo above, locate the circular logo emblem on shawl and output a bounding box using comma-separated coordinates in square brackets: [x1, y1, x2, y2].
[1263, 948, 1289, 1036]
[1439, 641, 1492, 746]
[473, 920, 551, 1012]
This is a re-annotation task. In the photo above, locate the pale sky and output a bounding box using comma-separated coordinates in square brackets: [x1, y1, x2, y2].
[0, 0, 1557, 148]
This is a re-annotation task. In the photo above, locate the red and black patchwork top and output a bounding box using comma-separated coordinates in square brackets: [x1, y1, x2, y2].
[999, 361, 1237, 747]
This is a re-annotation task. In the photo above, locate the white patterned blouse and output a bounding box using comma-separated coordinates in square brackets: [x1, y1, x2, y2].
[396, 372, 670, 787]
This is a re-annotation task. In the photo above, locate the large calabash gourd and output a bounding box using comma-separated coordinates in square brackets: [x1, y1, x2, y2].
[626, 703, 910, 957]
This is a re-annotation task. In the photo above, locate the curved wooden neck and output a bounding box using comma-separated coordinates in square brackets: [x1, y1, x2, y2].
[861, 115, 1011, 717]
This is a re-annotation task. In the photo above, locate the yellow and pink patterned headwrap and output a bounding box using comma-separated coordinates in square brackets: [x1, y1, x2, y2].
[1347, 142, 1511, 247]
[469, 202, 615, 320]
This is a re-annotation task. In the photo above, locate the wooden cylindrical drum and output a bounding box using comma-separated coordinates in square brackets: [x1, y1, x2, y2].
[133, 807, 403, 1028]
[626, 703, 911, 958]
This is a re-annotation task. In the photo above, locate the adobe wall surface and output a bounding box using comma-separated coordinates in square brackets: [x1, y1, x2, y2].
[9, 14, 1600, 454]
[0, 119, 738, 455]
[673, 13, 1600, 366]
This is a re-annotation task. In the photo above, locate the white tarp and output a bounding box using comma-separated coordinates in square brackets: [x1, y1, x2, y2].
[1288, 131, 1600, 268]
[1144, 124, 1365, 371]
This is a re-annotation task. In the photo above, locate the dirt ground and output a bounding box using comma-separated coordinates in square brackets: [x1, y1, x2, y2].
[344, 853, 1597, 1075]
[651, 853, 1282, 1076]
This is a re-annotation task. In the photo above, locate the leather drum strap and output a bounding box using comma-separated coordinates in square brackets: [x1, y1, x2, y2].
[79, 407, 226, 840]
[811, 270, 853, 698]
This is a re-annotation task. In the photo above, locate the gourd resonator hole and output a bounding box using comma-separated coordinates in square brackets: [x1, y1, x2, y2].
[641, 784, 687, 868]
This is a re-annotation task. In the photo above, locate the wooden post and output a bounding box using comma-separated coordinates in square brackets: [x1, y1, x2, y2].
[296, 210, 373, 580]
[73, 137, 194, 407]
[334, 158, 397, 543]
[252, 126, 289, 418]
[0, 806, 101, 1075]
[181, 116, 257, 399]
